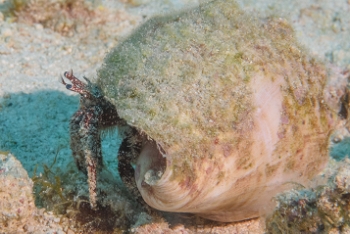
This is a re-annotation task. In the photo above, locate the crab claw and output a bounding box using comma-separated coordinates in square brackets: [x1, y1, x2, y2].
[61, 69, 88, 95]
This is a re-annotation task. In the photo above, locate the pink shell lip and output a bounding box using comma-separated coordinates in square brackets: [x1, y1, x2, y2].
[133, 73, 332, 222]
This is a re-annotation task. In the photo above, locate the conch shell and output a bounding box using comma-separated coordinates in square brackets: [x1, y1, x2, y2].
[95, 0, 342, 222]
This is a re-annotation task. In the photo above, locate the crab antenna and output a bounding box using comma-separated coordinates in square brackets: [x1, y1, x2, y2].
[83, 76, 92, 85]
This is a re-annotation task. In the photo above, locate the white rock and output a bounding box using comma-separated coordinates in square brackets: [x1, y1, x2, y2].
[1, 27, 12, 37]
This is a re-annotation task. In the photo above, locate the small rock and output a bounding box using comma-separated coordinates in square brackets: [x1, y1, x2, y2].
[1, 27, 12, 37]
[34, 23, 44, 31]
[333, 50, 350, 66]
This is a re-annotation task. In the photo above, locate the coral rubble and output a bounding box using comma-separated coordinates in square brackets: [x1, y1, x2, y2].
[266, 159, 350, 233]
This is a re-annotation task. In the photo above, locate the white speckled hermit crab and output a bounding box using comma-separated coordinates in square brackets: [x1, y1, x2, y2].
[61, 0, 349, 222]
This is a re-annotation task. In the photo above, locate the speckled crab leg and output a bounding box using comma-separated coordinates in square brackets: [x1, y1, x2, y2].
[61, 70, 103, 209]
[62, 70, 128, 209]
[73, 110, 102, 210]
[118, 128, 142, 199]
[118, 128, 157, 214]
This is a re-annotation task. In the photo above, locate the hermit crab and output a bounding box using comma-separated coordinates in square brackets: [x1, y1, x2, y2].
[61, 0, 349, 222]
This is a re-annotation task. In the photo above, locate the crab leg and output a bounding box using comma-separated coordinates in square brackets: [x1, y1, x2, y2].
[118, 128, 141, 199]
[118, 129, 155, 212]
[69, 96, 103, 210]
[62, 70, 102, 209]
[62, 70, 126, 209]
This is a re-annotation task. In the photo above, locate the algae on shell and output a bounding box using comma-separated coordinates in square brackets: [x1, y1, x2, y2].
[95, 0, 337, 221]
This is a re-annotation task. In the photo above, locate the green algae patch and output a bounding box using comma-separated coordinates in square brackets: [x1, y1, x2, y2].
[97, 0, 331, 183]
[94, 0, 336, 221]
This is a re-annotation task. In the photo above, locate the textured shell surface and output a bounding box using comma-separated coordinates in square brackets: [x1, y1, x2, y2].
[97, 0, 335, 222]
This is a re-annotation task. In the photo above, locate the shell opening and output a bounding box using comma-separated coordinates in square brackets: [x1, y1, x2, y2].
[135, 140, 167, 189]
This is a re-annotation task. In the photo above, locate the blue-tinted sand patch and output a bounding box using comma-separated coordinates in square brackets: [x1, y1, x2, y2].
[0, 90, 121, 177]
[330, 137, 350, 161]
